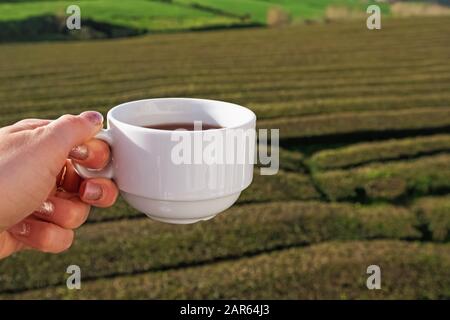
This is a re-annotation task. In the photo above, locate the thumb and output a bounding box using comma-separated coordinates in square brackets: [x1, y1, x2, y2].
[41, 111, 104, 167]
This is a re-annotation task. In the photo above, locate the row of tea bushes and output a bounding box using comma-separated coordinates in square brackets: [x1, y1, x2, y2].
[308, 134, 450, 170]
[314, 153, 450, 201]
[0, 201, 423, 292]
[4, 240, 449, 299]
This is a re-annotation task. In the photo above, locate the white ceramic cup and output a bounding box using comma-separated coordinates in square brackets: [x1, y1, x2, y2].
[74, 98, 256, 224]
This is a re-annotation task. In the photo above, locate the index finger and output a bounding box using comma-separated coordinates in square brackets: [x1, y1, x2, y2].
[69, 138, 110, 170]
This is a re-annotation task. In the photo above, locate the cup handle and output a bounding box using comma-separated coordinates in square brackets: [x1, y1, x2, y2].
[72, 129, 115, 179]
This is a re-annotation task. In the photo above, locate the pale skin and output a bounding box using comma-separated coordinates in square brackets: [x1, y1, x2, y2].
[0, 111, 119, 259]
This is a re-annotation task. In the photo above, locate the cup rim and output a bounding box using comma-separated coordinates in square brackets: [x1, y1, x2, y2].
[107, 97, 256, 133]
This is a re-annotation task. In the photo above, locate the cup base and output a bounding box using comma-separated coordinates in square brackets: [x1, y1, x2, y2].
[121, 191, 241, 224]
[149, 214, 217, 224]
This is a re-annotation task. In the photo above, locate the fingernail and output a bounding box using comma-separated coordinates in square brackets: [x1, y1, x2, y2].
[80, 111, 103, 126]
[10, 222, 31, 237]
[83, 182, 103, 201]
[69, 145, 89, 160]
[36, 200, 54, 216]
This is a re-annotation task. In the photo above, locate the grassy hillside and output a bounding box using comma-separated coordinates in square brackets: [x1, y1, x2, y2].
[1, 0, 447, 42]
[0, 17, 449, 299]
[0, 0, 241, 30]
[0, 0, 390, 41]
[176, 0, 387, 23]
[0, 0, 386, 25]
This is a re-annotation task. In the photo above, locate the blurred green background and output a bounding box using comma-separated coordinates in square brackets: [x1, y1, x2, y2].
[0, 0, 449, 299]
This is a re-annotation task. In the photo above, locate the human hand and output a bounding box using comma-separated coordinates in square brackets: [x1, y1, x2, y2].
[0, 112, 119, 259]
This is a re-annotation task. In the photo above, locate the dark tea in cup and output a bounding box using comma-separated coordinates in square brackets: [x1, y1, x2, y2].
[143, 122, 222, 131]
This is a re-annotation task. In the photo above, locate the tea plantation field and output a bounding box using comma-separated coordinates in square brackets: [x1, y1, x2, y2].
[0, 17, 449, 299]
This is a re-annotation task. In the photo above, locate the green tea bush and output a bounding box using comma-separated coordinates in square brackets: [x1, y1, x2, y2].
[314, 154, 450, 201]
[413, 196, 450, 242]
[309, 134, 450, 170]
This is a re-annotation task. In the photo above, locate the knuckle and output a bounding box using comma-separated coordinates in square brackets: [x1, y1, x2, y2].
[51, 115, 81, 136]
[14, 119, 32, 126]
[34, 125, 48, 136]
[59, 114, 80, 125]
[44, 116, 80, 147]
